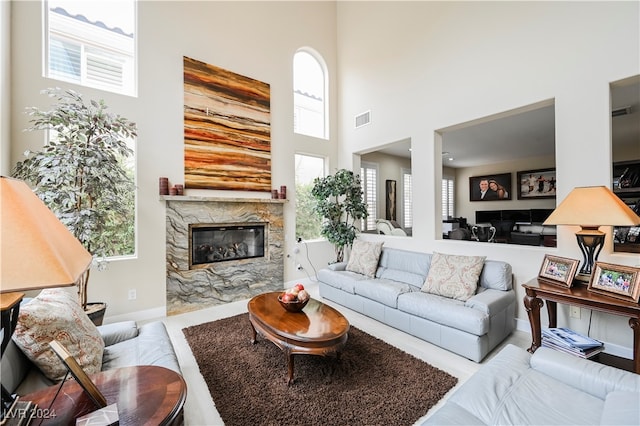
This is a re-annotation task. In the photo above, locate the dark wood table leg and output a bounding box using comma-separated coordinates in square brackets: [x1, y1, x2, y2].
[250, 322, 257, 344]
[630, 317, 640, 374]
[524, 291, 544, 353]
[286, 353, 294, 385]
[546, 300, 557, 328]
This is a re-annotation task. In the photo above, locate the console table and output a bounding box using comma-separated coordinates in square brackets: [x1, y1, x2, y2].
[522, 277, 640, 373]
[19, 365, 186, 425]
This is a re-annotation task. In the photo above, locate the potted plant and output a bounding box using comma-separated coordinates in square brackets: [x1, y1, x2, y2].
[311, 168, 368, 262]
[12, 88, 137, 325]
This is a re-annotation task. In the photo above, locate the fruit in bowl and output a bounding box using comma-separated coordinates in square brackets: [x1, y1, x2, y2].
[278, 284, 309, 312]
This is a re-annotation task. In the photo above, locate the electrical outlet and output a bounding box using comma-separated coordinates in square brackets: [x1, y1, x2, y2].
[296, 264, 303, 271]
[570, 306, 580, 319]
[128, 289, 137, 300]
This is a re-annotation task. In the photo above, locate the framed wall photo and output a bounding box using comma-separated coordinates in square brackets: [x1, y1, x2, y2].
[588, 262, 640, 302]
[469, 173, 512, 201]
[538, 254, 580, 287]
[386, 179, 397, 221]
[517, 168, 556, 199]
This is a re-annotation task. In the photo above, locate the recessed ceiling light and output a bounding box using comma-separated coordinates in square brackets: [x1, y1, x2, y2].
[448, 157, 454, 161]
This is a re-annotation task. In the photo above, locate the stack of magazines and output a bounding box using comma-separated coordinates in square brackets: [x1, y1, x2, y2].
[541, 327, 605, 359]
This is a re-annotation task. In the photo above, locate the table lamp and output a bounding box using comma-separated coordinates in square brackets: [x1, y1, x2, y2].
[543, 185, 640, 281]
[1, 176, 92, 422]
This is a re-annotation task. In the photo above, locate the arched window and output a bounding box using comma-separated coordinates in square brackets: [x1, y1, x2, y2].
[293, 49, 327, 139]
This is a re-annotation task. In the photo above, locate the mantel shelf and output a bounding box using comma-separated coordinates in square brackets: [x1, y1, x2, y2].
[160, 195, 287, 203]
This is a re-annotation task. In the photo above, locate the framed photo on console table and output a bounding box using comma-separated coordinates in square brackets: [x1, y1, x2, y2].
[538, 254, 579, 288]
[588, 262, 640, 302]
[517, 168, 556, 199]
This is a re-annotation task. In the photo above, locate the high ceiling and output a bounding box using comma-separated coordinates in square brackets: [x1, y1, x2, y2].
[375, 79, 639, 168]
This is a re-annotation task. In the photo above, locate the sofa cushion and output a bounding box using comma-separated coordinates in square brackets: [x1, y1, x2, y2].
[479, 260, 513, 291]
[600, 391, 640, 425]
[421, 252, 486, 301]
[353, 278, 412, 308]
[346, 239, 384, 278]
[12, 289, 104, 382]
[317, 268, 367, 294]
[376, 248, 431, 287]
[102, 321, 181, 374]
[398, 291, 489, 335]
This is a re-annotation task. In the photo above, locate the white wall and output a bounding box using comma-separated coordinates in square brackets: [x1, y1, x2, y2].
[336, 1, 639, 349]
[8, 1, 338, 318]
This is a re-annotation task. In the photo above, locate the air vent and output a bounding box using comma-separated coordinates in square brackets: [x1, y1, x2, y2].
[355, 110, 371, 128]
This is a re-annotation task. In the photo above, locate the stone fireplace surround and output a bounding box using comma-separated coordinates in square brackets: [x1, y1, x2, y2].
[164, 195, 285, 316]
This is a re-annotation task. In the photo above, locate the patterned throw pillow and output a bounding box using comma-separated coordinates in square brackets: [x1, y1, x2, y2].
[421, 252, 486, 301]
[12, 289, 104, 381]
[346, 240, 384, 278]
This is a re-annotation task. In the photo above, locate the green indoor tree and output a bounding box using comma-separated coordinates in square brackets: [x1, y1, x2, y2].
[12, 88, 137, 316]
[311, 169, 368, 263]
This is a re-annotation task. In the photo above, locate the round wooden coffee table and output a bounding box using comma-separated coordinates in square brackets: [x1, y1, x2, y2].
[247, 291, 350, 385]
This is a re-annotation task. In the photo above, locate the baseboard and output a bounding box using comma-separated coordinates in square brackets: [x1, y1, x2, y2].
[514, 318, 632, 359]
[102, 306, 167, 325]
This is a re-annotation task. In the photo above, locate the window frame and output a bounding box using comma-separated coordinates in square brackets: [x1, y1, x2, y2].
[360, 162, 378, 232]
[293, 48, 328, 140]
[44, 0, 138, 97]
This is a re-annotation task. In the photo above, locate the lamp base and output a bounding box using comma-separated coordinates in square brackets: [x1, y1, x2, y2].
[574, 272, 592, 283]
[1, 398, 37, 426]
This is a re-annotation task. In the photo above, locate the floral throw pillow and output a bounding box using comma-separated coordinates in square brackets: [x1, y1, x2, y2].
[421, 252, 486, 301]
[12, 289, 104, 381]
[346, 240, 384, 278]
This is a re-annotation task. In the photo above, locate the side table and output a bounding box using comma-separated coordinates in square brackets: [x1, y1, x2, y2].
[522, 277, 640, 373]
[19, 365, 186, 425]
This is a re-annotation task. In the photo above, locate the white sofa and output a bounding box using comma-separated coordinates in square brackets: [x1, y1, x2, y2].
[318, 247, 516, 362]
[423, 344, 640, 425]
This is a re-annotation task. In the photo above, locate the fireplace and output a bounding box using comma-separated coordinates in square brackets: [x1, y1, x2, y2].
[190, 223, 266, 267]
[165, 196, 284, 316]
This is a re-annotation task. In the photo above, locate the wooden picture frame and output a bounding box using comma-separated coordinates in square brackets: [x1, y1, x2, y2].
[469, 173, 512, 201]
[49, 340, 107, 408]
[517, 168, 556, 199]
[588, 262, 640, 302]
[538, 254, 579, 287]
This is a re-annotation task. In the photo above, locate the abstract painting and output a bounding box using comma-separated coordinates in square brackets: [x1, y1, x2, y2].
[184, 56, 271, 191]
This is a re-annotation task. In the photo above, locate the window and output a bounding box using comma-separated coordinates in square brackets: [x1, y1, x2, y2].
[402, 169, 412, 228]
[295, 154, 325, 240]
[46, 0, 136, 96]
[442, 178, 455, 219]
[360, 162, 377, 231]
[293, 49, 327, 139]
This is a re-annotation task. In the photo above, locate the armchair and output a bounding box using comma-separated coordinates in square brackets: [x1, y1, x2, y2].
[375, 219, 407, 236]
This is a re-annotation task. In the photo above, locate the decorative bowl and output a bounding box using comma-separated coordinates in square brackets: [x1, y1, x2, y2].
[277, 294, 309, 312]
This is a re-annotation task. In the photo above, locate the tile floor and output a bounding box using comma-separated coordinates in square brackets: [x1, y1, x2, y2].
[159, 279, 531, 425]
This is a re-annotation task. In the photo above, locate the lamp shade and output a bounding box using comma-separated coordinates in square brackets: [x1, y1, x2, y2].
[0, 176, 92, 292]
[543, 186, 640, 227]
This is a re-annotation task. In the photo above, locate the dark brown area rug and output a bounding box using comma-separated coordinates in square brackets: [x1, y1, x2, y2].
[183, 313, 458, 426]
